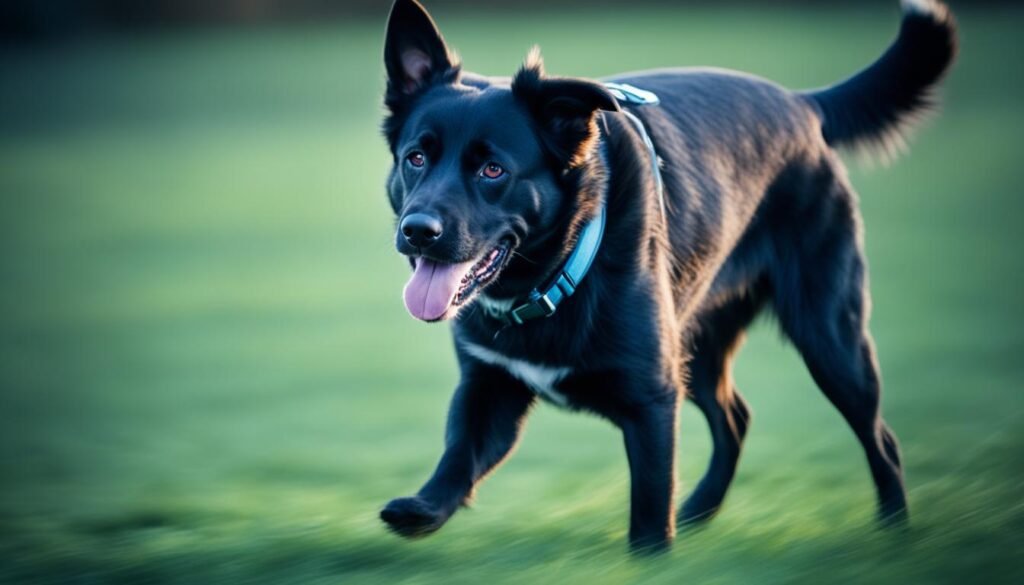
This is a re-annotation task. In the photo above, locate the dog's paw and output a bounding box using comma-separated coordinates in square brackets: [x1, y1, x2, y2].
[629, 533, 673, 556]
[677, 499, 721, 528]
[380, 496, 448, 538]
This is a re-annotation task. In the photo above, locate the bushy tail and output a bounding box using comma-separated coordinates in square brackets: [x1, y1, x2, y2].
[804, 0, 958, 157]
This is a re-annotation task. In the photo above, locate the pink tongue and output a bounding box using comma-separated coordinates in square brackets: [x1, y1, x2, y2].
[403, 258, 475, 321]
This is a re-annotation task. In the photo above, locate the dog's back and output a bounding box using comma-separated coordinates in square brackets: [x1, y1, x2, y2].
[601, 0, 956, 321]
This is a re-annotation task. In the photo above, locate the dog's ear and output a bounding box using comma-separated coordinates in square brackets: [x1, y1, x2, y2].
[513, 48, 620, 168]
[384, 0, 458, 100]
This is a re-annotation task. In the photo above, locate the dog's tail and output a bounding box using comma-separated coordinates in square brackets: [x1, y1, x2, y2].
[803, 0, 957, 158]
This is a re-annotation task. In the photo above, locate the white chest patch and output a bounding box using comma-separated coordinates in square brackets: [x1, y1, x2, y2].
[460, 341, 572, 406]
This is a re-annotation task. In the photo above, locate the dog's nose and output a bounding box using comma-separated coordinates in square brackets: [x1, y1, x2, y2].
[400, 213, 443, 248]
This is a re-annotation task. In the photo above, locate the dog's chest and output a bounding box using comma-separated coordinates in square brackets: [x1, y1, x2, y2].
[460, 342, 572, 406]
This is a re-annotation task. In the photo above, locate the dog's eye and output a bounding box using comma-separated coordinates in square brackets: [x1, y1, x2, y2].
[406, 151, 426, 168]
[481, 162, 505, 180]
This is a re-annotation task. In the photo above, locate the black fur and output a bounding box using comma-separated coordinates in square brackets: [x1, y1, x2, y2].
[377, 0, 957, 553]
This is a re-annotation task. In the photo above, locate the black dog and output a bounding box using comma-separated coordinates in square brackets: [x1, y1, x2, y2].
[378, 0, 957, 552]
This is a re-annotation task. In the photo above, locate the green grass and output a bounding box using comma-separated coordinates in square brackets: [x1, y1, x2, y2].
[1, 4, 1023, 584]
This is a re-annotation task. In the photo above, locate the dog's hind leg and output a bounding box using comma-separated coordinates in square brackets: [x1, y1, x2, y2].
[678, 290, 765, 526]
[772, 176, 908, 524]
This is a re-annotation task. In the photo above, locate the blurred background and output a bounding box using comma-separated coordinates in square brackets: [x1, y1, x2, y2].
[1, 1, 1021, 583]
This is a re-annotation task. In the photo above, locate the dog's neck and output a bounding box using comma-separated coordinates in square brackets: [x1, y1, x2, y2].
[479, 135, 611, 308]
[471, 108, 667, 331]
[454, 111, 669, 364]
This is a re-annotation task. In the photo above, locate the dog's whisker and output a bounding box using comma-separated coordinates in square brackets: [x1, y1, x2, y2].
[511, 251, 539, 265]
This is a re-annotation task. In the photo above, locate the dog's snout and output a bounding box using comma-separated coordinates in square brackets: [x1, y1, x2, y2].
[400, 213, 444, 248]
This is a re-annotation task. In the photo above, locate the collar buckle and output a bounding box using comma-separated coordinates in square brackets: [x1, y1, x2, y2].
[507, 291, 556, 326]
[530, 290, 558, 317]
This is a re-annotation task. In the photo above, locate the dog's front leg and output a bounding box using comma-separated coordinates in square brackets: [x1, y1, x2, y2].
[621, 392, 678, 554]
[380, 364, 535, 538]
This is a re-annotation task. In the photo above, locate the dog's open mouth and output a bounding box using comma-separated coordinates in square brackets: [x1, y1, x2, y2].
[403, 241, 511, 322]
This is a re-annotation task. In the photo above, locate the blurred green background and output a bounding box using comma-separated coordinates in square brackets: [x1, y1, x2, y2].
[1, 2, 1022, 584]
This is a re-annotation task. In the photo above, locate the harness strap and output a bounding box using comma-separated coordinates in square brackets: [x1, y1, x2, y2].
[490, 82, 664, 326]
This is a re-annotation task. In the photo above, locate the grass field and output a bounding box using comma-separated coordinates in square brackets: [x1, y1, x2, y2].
[1, 3, 1023, 584]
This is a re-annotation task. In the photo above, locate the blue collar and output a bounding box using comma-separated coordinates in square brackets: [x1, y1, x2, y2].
[491, 82, 663, 326]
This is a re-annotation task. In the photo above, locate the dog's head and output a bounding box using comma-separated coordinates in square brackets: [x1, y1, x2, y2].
[382, 0, 619, 322]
